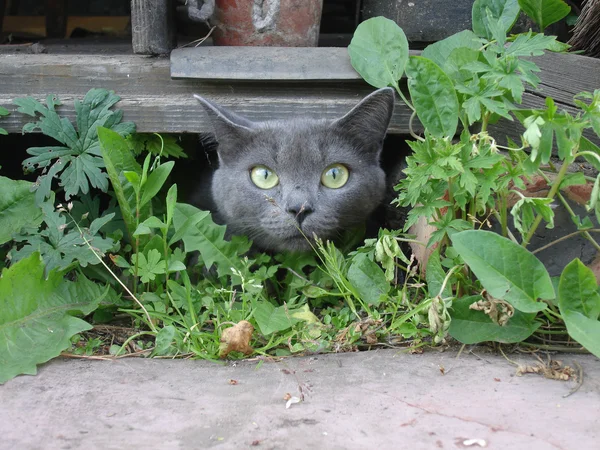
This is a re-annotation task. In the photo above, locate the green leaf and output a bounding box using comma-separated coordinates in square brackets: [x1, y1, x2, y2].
[518, 0, 571, 30]
[166, 184, 177, 228]
[172, 203, 251, 278]
[11, 203, 116, 274]
[510, 196, 554, 236]
[0, 106, 8, 116]
[139, 161, 174, 209]
[422, 30, 481, 69]
[98, 127, 141, 240]
[126, 133, 187, 158]
[0, 253, 106, 384]
[558, 259, 600, 320]
[449, 295, 541, 344]
[253, 302, 294, 336]
[560, 311, 600, 358]
[405, 56, 459, 138]
[153, 325, 177, 356]
[472, 0, 520, 39]
[15, 89, 135, 202]
[426, 248, 452, 298]
[347, 253, 390, 306]
[348, 16, 409, 88]
[0, 177, 43, 245]
[131, 249, 165, 283]
[451, 230, 553, 312]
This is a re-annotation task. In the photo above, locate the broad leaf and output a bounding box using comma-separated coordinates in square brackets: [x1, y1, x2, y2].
[558, 259, 600, 320]
[253, 302, 294, 336]
[139, 161, 175, 209]
[347, 253, 389, 306]
[518, 0, 571, 31]
[348, 16, 409, 88]
[472, 0, 520, 39]
[449, 295, 541, 343]
[0, 177, 43, 245]
[559, 311, 600, 358]
[15, 89, 135, 202]
[451, 230, 553, 312]
[172, 203, 251, 278]
[0, 253, 106, 384]
[405, 56, 459, 138]
[422, 30, 481, 69]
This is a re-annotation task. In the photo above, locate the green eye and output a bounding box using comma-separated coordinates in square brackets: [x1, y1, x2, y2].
[250, 165, 279, 189]
[321, 164, 349, 189]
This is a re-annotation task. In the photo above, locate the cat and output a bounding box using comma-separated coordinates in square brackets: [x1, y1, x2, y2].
[193, 88, 396, 252]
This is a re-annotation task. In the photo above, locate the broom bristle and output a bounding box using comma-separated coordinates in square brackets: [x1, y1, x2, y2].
[568, 0, 600, 58]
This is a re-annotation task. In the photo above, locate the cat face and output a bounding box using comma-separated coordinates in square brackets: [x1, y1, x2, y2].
[195, 88, 395, 252]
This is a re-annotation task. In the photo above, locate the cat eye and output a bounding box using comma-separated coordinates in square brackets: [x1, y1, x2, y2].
[250, 165, 279, 189]
[321, 164, 349, 189]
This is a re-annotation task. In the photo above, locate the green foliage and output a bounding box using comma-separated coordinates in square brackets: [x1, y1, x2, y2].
[0, 253, 106, 384]
[558, 260, 600, 357]
[517, 0, 571, 31]
[348, 16, 409, 89]
[472, 0, 520, 40]
[127, 133, 187, 158]
[452, 231, 553, 312]
[405, 56, 459, 138]
[172, 203, 251, 278]
[449, 295, 541, 343]
[0, 177, 43, 245]
[15, 89, 135, 204]
[11, 202, 116, 273]
[350, 5, 600, 352]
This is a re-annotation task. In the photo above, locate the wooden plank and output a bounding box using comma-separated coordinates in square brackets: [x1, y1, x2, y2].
[171, 47, 374, 81]
[131, 0, 176, 55]
[0, 50, 598, 139]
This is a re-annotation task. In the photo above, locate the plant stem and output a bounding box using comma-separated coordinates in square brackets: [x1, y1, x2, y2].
[532, 229, 600, 254]
[522, 160, 571, 247]
[536, 170, 600, 252]
[393, 81, 415, 112]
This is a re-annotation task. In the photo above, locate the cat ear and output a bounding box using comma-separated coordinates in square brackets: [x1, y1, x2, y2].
[194, 94, 255, 159]
[333, 87, 395, 149]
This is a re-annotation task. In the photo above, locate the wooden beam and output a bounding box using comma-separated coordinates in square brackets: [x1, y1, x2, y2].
[0, 49, 598, 140]
[131, 0, 176, 55]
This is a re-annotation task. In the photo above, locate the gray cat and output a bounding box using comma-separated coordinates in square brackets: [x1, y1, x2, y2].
[194, 88, 395, 252]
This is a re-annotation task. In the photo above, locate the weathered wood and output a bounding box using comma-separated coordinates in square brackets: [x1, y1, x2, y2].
[362, 0, 474, 43]
[172, 47, 420, 81]
[45, 0, 68, 39]
[0, 50, 598, 140]
[131, 0, 176, 55]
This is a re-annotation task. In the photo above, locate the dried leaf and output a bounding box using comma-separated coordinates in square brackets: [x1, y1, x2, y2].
[469, 292, 515, 326]
[219, 320, 254, 358]
[516, 359, 575, 381]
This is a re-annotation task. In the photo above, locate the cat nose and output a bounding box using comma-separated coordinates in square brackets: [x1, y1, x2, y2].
[287, 202, 313, 225]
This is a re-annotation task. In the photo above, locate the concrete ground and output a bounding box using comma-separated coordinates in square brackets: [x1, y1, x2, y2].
[0, 350, 598, 450]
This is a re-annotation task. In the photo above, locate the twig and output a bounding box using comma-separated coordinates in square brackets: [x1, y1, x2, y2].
[563, 361, 584, 398]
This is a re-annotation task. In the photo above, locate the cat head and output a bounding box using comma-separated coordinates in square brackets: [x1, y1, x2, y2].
[194, 88, 395, 252]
